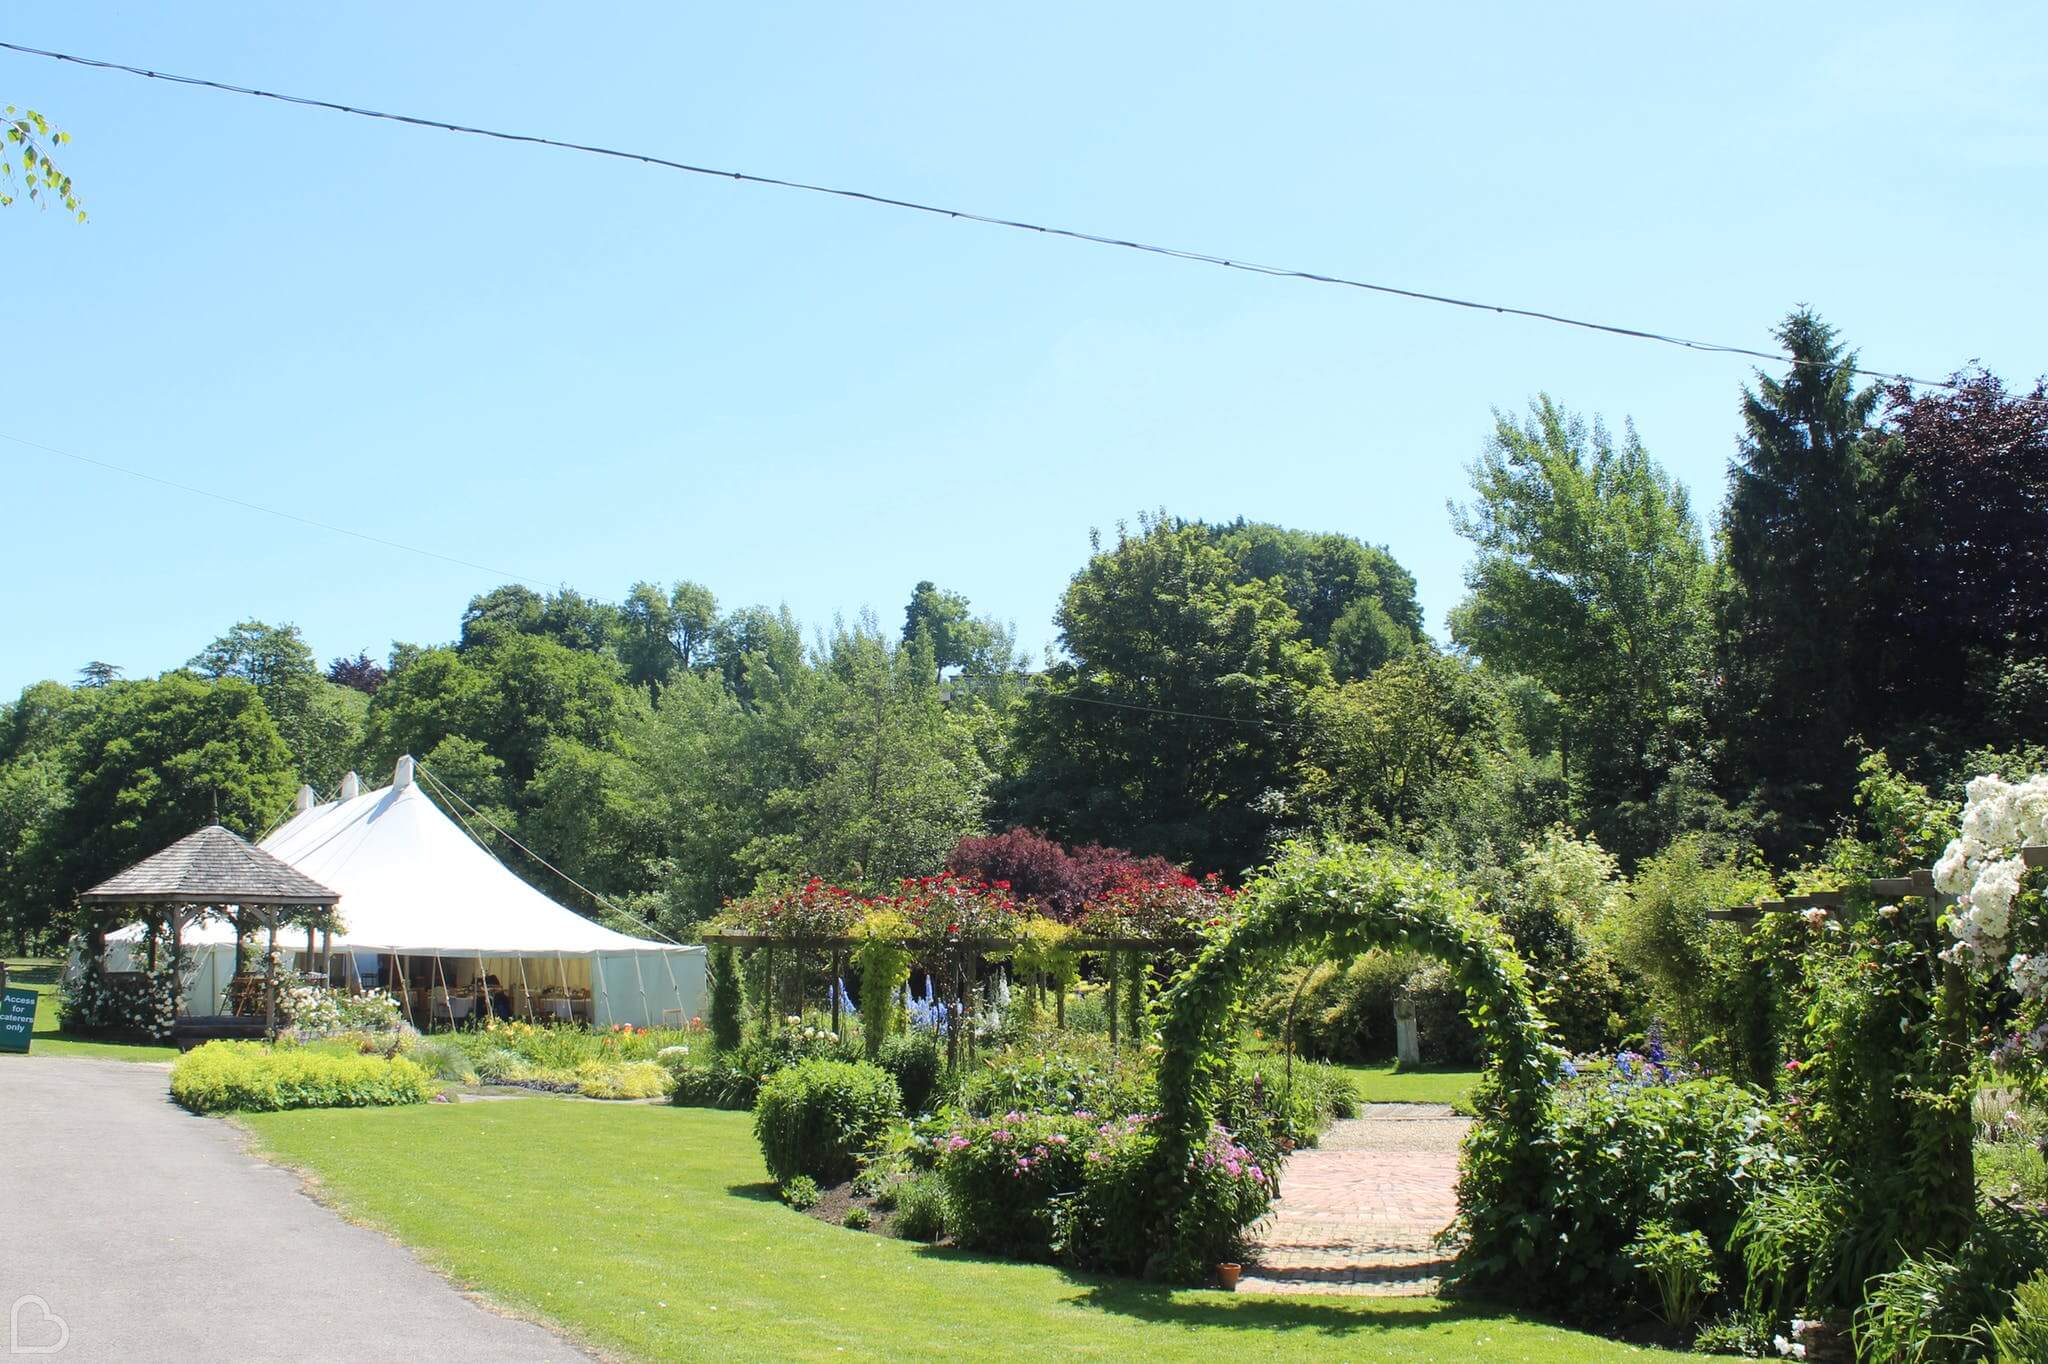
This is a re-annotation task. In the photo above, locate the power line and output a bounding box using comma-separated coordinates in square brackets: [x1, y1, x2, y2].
[1, 38, 1956, 391]
[0, 428, 554, 589]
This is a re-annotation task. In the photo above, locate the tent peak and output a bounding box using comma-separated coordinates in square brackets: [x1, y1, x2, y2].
[394, 754, 416, 789]
[294, 784, 315, 813]
[339, 771, 361, 800]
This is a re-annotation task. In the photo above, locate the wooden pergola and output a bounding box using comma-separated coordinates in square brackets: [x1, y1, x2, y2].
[78, 824, 340, 1040]
[699, 929, 1203, 1058]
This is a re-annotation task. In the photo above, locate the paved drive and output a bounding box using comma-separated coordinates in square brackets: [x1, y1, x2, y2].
[0, 1057, 592, 1363]
[1240, 1103, 1470, 1296]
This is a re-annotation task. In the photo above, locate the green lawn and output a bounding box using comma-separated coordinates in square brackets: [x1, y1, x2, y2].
[1334, 1060, 1482, 1110]
[2, 957, 177, 1062]
[242, 1101, 1680, 1363]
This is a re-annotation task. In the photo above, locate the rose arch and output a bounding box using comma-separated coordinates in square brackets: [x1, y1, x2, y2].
[1152, 842, 1563, 1282]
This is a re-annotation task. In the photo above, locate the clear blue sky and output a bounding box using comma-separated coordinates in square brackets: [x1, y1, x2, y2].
[3, 4, 2042, 695]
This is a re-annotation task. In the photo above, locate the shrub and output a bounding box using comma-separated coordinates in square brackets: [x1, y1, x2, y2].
[280, 985, 405, 1038]
[405, 1036, 480, 1084]
[877, 1031, 943, 1115]
[573, 1060, 671, 1100]
[1855, 1202, 2048, 1364]
[1226, 1054, 1358, 1150]
[671, 1028, 855, 1111]
[1992, 1271, 2048, 1364]
[469, 1046, 529, 1083]
[1398, 960, 1480, 1065]
[842, 1206, 872, 1230]
[171, 1041, 435, 1113]
[1250, 950, 1418, 1062]
[1057, 1116, 1275, 1280]
[780, 1175, 820, 1210]
[891, 1174, 949, 1241]
[1628, 1221, 1721, 1330]
[753, 1059, 903, 1185]
[708, 945, 743, 1052]
[958, 1039, 1152, 1121]
[935, 1111, 1096, 1259]
[1457, 1073, 1793, 1315]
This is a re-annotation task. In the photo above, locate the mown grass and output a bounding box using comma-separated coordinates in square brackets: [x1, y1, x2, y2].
[241, 1100, 1681, 1363]
[2, 957, 177, 1062]
[1332, 1059, 1482, 1110]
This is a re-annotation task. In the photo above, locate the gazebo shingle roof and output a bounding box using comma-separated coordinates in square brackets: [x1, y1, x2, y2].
[79, 824, 340, 907]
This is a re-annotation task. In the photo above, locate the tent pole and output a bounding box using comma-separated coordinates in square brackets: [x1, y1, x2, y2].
[554, 950, 572, 1026]
[476, 952, 488, 1025]
[432, 953, 452, 1032]
[593, 951, 614, 1030]
[656, 950, 685, 1027]
[630, 951, 650, 1031]
[514, 954, 532, 1019]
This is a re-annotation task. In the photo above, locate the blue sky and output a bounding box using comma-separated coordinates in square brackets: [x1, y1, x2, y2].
[2, 4, 2043, 695]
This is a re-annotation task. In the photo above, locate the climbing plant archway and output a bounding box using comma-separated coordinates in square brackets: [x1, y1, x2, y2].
[1153, 842, 1562, 1281]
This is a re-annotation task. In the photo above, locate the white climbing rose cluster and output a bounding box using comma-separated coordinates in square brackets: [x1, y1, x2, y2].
[1932, 774, 2048, 1008]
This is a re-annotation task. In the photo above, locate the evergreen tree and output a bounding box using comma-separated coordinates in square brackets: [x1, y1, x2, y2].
[1715, 309, 1882, 853]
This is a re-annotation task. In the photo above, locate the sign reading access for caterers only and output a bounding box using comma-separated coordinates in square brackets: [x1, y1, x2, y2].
[0, 984, 36, 1053]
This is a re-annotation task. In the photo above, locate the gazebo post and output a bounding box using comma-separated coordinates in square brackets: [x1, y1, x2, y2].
[169, 910, 184, 1017]
[263, 911, 279, 1040]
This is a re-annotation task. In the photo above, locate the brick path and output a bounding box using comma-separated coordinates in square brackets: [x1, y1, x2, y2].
[1238, 1103, 1469, 1296]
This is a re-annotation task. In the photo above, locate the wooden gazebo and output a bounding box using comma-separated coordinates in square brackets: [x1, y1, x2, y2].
[78, 824, 340, 1042]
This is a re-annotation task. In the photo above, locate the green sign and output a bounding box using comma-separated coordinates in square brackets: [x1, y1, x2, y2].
[0, 984, 35, 1053]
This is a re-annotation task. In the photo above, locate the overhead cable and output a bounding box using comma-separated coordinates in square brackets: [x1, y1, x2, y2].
[0, 38, 1955, 390]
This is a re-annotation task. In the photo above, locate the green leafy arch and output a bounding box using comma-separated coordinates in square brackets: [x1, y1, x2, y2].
[1154, 842, 1562, 1278]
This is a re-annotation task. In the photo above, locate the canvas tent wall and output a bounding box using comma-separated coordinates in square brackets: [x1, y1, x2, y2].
[104, 756, 704, 1028]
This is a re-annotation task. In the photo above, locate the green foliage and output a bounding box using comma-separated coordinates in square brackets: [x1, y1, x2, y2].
[958, 1035, 1153, 1121]
[572, 1059, 670, 1099]
[1627, 1221, 1721, 1330]
[1855, 1203, 2048, 1364]
[850, 909, 915, 1055]
[1, 106, 84, 218]
[1992, 1271, 2048, 1364]
[1732, 1175, 1848, 1321]
[1470, 1075, 1791, 1318]
[876, 1030, 943, 1115]
[1299, 650, 1537, 852]
[779, 1175, 820, 1210]
[1603, 835, 1782, 1086]
[1717, 309, 1883, 856]
[39, 672, 296, 943]
[752, 1058, 903, 1185]
[1449, 396, 1714, 859]
[1250, 951, 1418, 1062]
[1001, 513, 1334, 873]
[708, 945, 743, 1052]
[170, 1040, 434, 1112]
[190, 621, 365, 793]
[1227, 1054, 1358, 1147]
[889, 1173, 949, 1241]
[936, 1110, 1098, 1259]
[1154, 842, 1560, 1285]
[841, 1205, 872, 1230]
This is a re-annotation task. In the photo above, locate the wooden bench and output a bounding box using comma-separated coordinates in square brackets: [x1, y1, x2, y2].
[172, 1015, 271, 1051]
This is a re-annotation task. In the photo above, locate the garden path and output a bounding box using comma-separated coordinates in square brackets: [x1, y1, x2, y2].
[1238, 1102, 1468, 1296]
[0, 1057, 593, 1363]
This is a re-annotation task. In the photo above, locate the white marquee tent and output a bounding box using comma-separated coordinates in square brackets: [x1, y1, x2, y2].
[103, 756, 704, 1029]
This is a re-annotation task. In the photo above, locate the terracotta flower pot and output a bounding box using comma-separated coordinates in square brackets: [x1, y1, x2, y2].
[1217, 1262, 1242, 1290]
